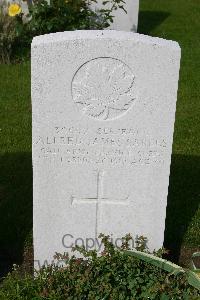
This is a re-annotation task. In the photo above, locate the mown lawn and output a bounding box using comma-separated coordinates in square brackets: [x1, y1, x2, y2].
[138, 0, 200, 262]
[0, 63, 32, 274]
[0, 0, 199, 272]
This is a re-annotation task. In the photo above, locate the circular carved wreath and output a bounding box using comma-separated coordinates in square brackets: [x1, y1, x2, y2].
[72, 57, 136, 120]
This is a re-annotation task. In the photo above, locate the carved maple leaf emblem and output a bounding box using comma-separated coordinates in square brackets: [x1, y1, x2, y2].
[72, 58, 136, 120]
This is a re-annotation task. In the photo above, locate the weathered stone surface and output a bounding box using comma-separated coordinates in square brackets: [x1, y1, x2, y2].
[32, 30, 181, 267]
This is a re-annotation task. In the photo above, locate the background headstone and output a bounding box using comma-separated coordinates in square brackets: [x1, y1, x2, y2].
[91, 0, 139, 32]
[4, 0, 139, 31]
[32, 30, 181, 267]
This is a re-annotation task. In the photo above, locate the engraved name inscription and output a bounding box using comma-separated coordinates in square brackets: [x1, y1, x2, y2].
[72, 58, 136, 120]
[34, 126, 167, 166]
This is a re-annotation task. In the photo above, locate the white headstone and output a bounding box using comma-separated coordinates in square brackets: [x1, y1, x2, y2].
[32, 30, 181, 267]
[91, 0, 139, 32]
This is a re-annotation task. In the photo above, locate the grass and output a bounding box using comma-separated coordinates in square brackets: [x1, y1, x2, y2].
[0, 0, 199, 273]
[0, 63, 32, 273]
[138, 0, 200, 260]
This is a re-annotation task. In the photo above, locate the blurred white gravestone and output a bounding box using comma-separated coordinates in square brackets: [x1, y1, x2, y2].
[32, 30, 181, 267]
[91, 0, 139, 32]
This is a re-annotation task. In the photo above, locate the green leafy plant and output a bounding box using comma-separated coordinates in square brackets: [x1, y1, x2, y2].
[0, 234, 199, 299]
[0, 0, 30, 63]
[27, 0, 126, 35]
[0, 1, 17, 63]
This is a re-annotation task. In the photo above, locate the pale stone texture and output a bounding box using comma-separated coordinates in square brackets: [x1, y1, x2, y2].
[32, 30, 181, 267]
[91, 0, 139, 32]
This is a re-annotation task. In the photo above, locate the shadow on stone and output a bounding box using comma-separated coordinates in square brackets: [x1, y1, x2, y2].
[164, 154, 200, 263]
[0, 152, 32, 277]
[138, 11, 170, 35]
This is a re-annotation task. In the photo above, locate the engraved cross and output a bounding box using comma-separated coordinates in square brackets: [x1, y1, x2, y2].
[71, 170, 130, 240]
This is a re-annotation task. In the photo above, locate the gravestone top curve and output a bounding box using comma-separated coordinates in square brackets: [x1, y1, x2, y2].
[32, 30, 180, 51]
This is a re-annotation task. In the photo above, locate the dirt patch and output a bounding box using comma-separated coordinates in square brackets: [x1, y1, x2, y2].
[179, 246, 200, 269]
